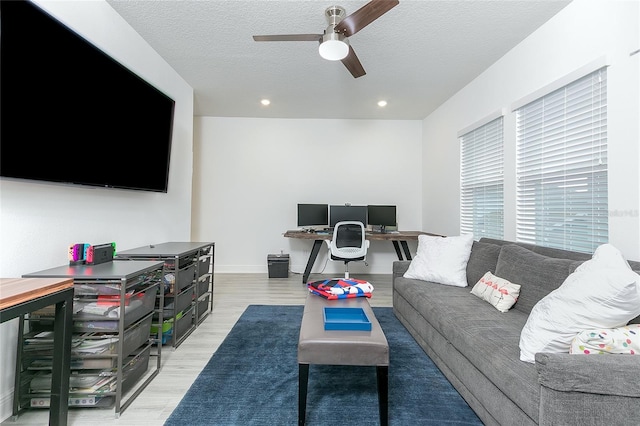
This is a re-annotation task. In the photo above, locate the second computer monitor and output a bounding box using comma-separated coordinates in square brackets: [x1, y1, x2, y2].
[367, 205, 397, 231]
[329, 205, 368, 228]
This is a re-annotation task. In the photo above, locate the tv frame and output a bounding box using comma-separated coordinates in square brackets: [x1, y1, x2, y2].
[0, 0, 176, 193]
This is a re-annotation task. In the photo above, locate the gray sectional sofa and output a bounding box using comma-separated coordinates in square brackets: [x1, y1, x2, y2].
[392, 237, 640, 426]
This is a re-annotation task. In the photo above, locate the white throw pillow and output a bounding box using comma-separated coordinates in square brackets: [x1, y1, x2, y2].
[403, 233, 474, 287]
[470, 271, 521, 312]
[519, 244, 640, 363]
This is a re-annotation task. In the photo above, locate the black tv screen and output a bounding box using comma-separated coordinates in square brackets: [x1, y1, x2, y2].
[0, 0, 175, 193]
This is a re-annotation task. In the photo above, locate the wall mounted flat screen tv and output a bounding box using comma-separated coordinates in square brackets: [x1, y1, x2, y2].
[0, 1, 175, 193]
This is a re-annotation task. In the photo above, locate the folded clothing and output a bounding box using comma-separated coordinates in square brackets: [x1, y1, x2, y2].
[570, 324, 640, 355]
[307, 278, 373, 300]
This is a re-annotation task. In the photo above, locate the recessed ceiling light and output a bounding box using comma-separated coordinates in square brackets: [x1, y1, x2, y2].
[261, 99, 271, 106]
[377, 100, 387, 107]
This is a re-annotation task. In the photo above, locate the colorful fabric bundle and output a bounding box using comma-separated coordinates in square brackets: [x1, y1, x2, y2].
[307, 278, 374, 299]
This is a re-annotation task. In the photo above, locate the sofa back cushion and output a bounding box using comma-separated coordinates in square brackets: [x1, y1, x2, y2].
[466, 240, 502, 286]
[479, 238, 591, 260]
[494, 244, 583, 314]
[479, 237, 640, 322]
[529, 244, 592, 262]
[480, 237, 640, 274]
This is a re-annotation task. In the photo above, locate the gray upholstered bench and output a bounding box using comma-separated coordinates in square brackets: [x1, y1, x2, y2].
[297, 294, 389, 426]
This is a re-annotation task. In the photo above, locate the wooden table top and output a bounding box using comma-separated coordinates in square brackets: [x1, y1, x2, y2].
[0, 277, 74, 311]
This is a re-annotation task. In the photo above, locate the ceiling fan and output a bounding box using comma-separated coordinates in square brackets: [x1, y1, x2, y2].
[252, 0, 399, 78]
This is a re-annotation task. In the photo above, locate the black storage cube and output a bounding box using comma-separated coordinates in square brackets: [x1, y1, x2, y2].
[267, 254, 289, 278]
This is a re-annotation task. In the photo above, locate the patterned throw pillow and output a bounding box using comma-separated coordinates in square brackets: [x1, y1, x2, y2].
[470, 271, 521, 313]
[570, 324, 640, 355]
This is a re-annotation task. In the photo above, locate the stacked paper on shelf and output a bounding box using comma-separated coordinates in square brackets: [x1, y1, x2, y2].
[29, 357, 116, 370]
[80, 303, 118, 316]
[30, 373, 116, 394]
[72, 337, 118, 355]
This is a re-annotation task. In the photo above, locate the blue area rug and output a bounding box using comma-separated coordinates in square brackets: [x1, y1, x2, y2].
[165, 304, 482, 425]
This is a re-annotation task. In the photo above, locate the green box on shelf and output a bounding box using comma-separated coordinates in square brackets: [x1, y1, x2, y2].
[151, 311, 183, 334]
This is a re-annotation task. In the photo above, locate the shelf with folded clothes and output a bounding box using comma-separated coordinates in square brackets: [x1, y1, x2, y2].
[17, 260, 164, 417]
[307, 277, 375, 300]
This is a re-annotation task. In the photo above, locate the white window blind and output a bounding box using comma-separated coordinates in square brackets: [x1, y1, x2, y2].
[460, 116, 504, 239]
[516, 68, 608, 253]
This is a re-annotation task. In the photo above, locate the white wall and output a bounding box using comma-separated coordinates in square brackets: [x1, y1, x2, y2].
[0, 1, 194, 420]
[2, 0, 637, 421]
[191, 117, 423, 275]
[421, 0, 640, 259]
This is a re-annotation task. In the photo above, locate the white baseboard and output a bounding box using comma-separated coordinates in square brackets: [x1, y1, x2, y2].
[0, 390, 15, 424]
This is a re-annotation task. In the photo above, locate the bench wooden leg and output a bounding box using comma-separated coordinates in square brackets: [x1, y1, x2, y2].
[377, 365, 389, 426]
[298, 363, 309, 426]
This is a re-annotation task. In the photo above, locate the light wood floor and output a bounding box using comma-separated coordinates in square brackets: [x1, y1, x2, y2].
[3, 272, 392, 426]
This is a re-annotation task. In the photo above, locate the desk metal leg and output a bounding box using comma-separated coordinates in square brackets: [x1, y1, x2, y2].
[50, 292, 73, 426]
[302, 240, 323, 284]
[392, 241, 404, 260]
[400, 241, 412, 260]
[12, 316, 26, 419]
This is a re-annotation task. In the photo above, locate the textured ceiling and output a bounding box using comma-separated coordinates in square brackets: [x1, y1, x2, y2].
[107, 0, 572, 120]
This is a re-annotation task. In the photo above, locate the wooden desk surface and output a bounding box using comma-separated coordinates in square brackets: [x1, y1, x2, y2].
[284, 230, 436, 241]
[0, 277, 74, 311]
[285, 230, 444, 283]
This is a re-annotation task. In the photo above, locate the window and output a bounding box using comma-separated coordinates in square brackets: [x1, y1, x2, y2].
[515, 68, 608, 253]
[460, 116, 504, 239]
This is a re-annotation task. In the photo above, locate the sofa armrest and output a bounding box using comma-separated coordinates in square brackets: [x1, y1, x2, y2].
[535, 352, 640, 397]
[392, 261, 411, 280]
[392, 261, 411, 294]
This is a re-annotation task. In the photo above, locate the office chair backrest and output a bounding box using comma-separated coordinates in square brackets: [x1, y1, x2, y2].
[330, 221, 368, 259]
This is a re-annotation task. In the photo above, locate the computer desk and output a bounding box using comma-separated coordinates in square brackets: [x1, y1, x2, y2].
[1, 277, 74, 426]
[284, 230, 441, 283]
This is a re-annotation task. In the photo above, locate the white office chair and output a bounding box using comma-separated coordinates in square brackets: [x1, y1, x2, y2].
[328, 221, 370, 279]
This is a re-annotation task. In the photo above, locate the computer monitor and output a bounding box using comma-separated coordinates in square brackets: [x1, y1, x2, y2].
[297, 204, 328, 228]
[329, 205, 368, 228]
[367, 205, 397, 232]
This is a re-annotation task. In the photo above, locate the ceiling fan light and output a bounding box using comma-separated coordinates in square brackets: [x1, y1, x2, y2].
[319, 32, 349, 61]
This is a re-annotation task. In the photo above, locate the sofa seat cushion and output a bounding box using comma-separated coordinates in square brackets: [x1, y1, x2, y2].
[394, 276, 540, 421]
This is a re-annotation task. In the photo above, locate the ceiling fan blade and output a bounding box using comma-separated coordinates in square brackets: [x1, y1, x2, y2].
[253, 34, 322, 42]
[341, 45, 366, 78]
[335, 0, 399, 37]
